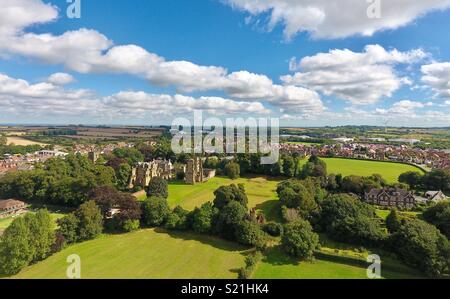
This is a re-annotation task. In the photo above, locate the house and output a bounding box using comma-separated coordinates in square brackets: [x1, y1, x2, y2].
[424, 191, 448, 203]
[365, 188, 416, 209]
[0, 199, 27, 218]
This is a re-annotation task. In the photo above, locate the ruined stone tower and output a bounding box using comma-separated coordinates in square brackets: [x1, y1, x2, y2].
[185, 157, 203, 185]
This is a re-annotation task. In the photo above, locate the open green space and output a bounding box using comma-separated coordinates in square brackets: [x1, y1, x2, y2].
[299, 158, 424, 183]
[375, 209, 422, 220]
[12, 229, 249, 279]
[139, 176, 281, 221]
[0, 204, 67, 230]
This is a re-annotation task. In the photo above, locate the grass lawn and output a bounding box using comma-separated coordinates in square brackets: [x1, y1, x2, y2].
[253, 235, 426, 279]
[138, 176, 281, 221]
[12, 229, 250, 279]
[375, 209, 422, 220]
[299, 158, 424, 183]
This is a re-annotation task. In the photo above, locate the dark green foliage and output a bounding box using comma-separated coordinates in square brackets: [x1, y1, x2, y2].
[212, 201, 247, 240]
[0, 210, 54, 275]
[340, 174, 385, 195]
[281, 205, 300, 223]
[386, 209, 402, 233]
[422, 201, 450, 239]
[111, 147, 144, 166]
[146, 177, 169, 199]
[422, 169, 450, 192]
[234, 221, 268, 247]
[116, 163, 132, 191]
[75, 201, 104, 241]
[319, 194, 386, 246]
[399, 171, 423, 189]
[57, 213, 79, 244]
[300, 155, 327, 179]
[276, 179, 319, 218]
[224, 162, 241, 179]
[389, 218, 450, 277]
[282, 155, 296, 178]
[0, 154, 115, 206]
[141, 197, 170, 227]
[213, 184, 248, 209]
[262, 222, 284, 237]
[191, 202, 216, 234]
[238, 251, 263, 279]
[281, 219, 320, 259]
[122, 219, 140, 232]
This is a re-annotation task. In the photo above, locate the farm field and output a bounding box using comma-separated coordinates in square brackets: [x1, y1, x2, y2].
[12, 229, 249, 279]
[137, 176, 281, 221]
[299, 158, 424, 183]
[6, 136, 48, 146]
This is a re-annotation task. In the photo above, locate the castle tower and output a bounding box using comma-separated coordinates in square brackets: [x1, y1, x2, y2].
[185, 157, 203, 184]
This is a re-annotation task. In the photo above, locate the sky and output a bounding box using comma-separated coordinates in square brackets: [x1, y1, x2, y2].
[0, 0, 450, 127]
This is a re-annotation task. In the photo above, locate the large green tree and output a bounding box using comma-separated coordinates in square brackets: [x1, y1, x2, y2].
[146, 177, 169, 199]
[141, 197, 170, 227]
[281, 219, 320, 259]
[422, 201, 450, 239]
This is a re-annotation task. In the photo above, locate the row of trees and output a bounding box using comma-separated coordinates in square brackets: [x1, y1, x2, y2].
[399, 169, 450, 192]
[0, 210, 55, 275]
[276, 176, 450, 277]
[0, 154, 115, 206]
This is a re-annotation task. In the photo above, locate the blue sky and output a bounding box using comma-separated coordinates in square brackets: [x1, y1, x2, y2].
[0, 0, 450, 126]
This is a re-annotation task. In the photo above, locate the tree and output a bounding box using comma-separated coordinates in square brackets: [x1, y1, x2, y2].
[300, 155, 327, 179]
[277, 180, 319, 218]
[116, 163, 132, 190]
[224, 162, 240, 180]
[319, 194, 386, 246]
[141, 197, 170, 227]
[422, 201, 450, 239]
[281, 219, 320, 259]
[389, 218, 450, 277]
[0, 134, 7, 145]
[423, 169, 450, 192]
[386, 209, 402, 233]
[213, 184, 248, 210]
[399, 171, 423, 189]
[191, 202, 216, 234]
[0, 218, 33, 275]
[146, 177, 168, 199]
[57, 213, 79, 244]
[235, 221, 268, 247]
[25, 209, 55, 262]
[212, 201, 247, 240]
[112, 147, 144, 166]
[283, 156, 296, 178]
[75, 200, 103, 241]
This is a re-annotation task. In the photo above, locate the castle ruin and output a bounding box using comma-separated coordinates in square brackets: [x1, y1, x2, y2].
[128, 160, 173, 189]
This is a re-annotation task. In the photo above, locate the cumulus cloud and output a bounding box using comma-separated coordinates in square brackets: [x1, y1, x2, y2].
[0, 0, 324, 116]
[223, 0, 450, 40]
[47, 73, 75, 85]
[421, 62, 450, 99]
[0, 73, 269, 119]
[282, 45, 427, 105]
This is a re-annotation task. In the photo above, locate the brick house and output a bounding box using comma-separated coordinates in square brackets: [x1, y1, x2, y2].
[365, 188, 416, 209]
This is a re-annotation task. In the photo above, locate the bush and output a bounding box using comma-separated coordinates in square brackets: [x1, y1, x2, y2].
[262, 222, 284, 237]
[75, 201, 104, 241]
[389, 218, 450, 277]
[281, 219, 320, 259]
[164, 213, 181, 230]
[146, 177, 169, 199]
[422, 200, 450, 239]
[212, 201, 248, 240]
[191, 202, 216, 234]
[319, 194, 386, 246]
[213, 184, 248, 210]
[224, 162, 240, 179]
[141, 197, 171, 227]
[235, 221, 268, 247]
[238, 251, 263, 279]
[123, 219, 140, 232]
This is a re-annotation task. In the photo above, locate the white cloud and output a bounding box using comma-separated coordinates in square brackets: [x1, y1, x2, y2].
[282, 45, 427, 105]
[421, 62, 450, 99]
[47, 73, 75, 85]
[223, 0, 450, 40]
[0, 0, 324, 116]
[0, 73, 270, 119]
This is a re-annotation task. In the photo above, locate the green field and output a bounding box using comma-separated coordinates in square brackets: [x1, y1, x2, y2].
[0, 207, 66, 230]
[13, 229, 249, 279]
[139, 176, 281, 221]
[375, 209, 422, 220]
[299, 158, 424, 183]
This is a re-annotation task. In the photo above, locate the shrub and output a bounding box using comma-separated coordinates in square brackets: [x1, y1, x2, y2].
[122, 219, 140, 232]
[389, 218, 450, 277]
[224, 162, 240, 179]
[422, 200, 450, 239]
[262, 222, 284, 237]
[146, 177, 169, 199]
[235, 221, 268, 247]
[191, 202, 216, 234]
[281, 219, 320, 259]
[141, 197, 170, 227]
